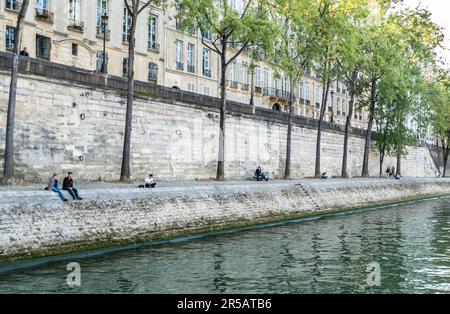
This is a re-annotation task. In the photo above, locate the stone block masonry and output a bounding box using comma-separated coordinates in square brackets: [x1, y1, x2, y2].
[0, 52, 439, 182]
[0, 178, 449, 263]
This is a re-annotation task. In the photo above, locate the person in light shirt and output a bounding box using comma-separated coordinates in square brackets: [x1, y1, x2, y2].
[139, 174, 156, 188]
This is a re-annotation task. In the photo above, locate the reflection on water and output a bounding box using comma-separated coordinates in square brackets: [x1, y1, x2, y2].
[0, 197, 449, 293]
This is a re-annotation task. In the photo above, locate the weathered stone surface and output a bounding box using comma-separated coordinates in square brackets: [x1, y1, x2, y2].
[0, 67, 439, 182]
[0, 178, 449, 261]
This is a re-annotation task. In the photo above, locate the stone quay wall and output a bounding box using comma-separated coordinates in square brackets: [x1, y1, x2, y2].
[0, 178, 449, 263]
[0, 52, 439, 182]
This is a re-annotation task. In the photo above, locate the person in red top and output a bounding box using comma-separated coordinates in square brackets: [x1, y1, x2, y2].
[62, 172, 83, 200]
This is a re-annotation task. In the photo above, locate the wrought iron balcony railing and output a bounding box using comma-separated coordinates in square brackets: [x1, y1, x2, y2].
[96, 26, 110, 40]
[203, 68, 211, 77]
[68, 19, 84, 32]
[176, 61, 184, 70]
[35, 8, 54, 23]
[148, 41, 160, 53]
[241, 83, 249, 91]
[187, 64, 195, 73]
[255, 86, 262, 94]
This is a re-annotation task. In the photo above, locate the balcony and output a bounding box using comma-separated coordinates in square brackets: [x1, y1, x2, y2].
[148, 41, 160, 53]
[35, 8, 54, 23]
[328, 106, 332, 112]
[203, 68, 211, 77]
[241, 83, 249, 91]
[176, 61, 184, 71]
[187, 64, 195, 73]
[255, 86, 262, 94]
[316, 102, 320, 108]
[96, 27, 110, 40]
[148, 72, 158, 82]
[68, 19, 84, 32]
[5, 0, 20, 12]
[230, 81, 238, 89]
[264, 88, 291, 100]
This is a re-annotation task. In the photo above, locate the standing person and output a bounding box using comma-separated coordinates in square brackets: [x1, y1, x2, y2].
[63, 172, 83, 200]
[19, 47, 29, 57]
[47, 173, 68, 202]
[386, 166, 391, 178]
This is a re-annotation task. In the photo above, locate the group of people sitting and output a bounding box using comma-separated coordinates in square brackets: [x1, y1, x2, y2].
[46, 172, 82, 202]
[386, 167, 401, 180]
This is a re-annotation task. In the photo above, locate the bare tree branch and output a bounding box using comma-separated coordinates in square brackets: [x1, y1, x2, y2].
[226, 41, 249, 66]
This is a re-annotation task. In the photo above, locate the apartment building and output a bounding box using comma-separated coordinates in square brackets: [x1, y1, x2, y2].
[0, 0, 367, 129]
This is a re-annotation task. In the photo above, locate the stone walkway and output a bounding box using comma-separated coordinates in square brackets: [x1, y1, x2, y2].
[0, 177, 447, 191]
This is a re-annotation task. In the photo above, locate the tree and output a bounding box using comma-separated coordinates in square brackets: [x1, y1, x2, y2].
[335, 0, 369, 178]
[120, 0, 161, 182]
[176, 0, 276, 180]
[313, 0, 344, 178]
[2, 0, 30, 185]
[430, 75, 450, 177]
[269, 0, 317, 179]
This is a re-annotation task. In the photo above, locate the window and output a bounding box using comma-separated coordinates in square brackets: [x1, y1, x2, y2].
[123, 7, 132, 43]
[203, 86, 210, 96]
[202, 48, 210, 77]
[175, 40, 184, 70]
[187, 82, 195, 92]
[36, 35, 51, 59]
[96, 0, 108, 27]
[72, 43, 78, 56]
[36, 0, 49, 11]
[187, 43, 195, 73]
[69, 0, 81, 21]
[315, 86, 321, 104]
[148, 15, 158, 51]
[256, 66, 262, 88]
[5, 0, 20, 11]
[242, 62, 248, 85]
[96, 51, 108, 72]
[305, 81, 310, 101]
[123, 57, 128, 76]
[262, 68, 268, 88]
[5, 26, 15, 51]
[148, 62, 158, 81]
[202, 29, 212, 41]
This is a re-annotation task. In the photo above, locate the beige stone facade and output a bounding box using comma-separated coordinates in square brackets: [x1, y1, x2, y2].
[0, 0, 367, 129]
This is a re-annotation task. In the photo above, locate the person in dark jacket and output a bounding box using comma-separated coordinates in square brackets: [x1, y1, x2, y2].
[254, 166, 268, 181]
[47, 173, 68, 202]
[63, 172, 83, 200]
[19, 47, 29, 57]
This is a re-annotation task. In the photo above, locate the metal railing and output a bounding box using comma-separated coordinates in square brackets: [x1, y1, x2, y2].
[230, 81, 239, 88]
[187, 64, 195, 73]
[148, 41, 160, 53]
[176, 61, 184, 70]
[263, 87, 291, 100]
[255, 86, 262, 94]
[68, 19, 84, 32]
[203, 68, 211, 77]
[148, 72, 158, 81]
[96, 27, 110, 40]
[35, 8, 54, 23]
[241, 83, 249, 91]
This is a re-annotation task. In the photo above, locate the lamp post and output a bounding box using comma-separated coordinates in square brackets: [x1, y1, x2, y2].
[101, 14, 109, 73]
[330, 90, 335, 123]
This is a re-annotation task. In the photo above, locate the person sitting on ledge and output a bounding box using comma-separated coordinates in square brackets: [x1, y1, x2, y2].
[394, 174, 401, 180]
[321, 172, 328, 179]
[46, 173, 68, 202]
[254, 166, 269, 181]
[63, 172, 83, 200]
[139, 174, 156, 188]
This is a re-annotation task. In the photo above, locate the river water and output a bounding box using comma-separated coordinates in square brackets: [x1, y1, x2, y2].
[0, 197, 449, 293]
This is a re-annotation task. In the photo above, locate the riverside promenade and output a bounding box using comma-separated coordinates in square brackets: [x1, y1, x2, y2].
[1, 177, 450, 264]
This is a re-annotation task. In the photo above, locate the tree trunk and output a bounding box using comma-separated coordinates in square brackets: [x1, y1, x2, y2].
[216, 38, 228, 181]
[284, 79, 294, 179]
[362, 77, 377, 178]
[396, 152, 401, 176]
[379, 147, 385, 178]
[120, 3, 138, 182]
[341, 73, 357, 178]
[314, 77, 331, 178]
[2, 0, 30, 186]
[250, 70, 255, 114]
[443, 140, 449, 178]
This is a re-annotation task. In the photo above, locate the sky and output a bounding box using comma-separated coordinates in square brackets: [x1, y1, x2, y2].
[401, 0, 450, 68]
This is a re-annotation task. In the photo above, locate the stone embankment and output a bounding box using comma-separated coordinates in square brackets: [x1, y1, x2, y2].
[0, 178, 449, 263]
